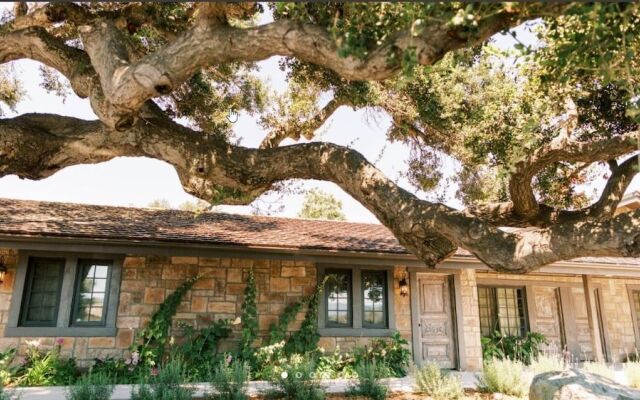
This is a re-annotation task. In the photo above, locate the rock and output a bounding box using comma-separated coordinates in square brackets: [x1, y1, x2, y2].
[530, 369, 640, 400]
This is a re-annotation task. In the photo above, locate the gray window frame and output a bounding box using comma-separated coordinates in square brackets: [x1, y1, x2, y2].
[19, 257, 66, 327]
[324, 268, 353, 328]
[318, 264, 396, 337]
[70, 259, 114, 327]
[361, 270, 388, 329]
[5, 251, 123, 337]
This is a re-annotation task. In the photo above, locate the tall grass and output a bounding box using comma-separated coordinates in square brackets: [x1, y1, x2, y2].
[476, 358, 529, 398]
[66, 372, 114, 400]
[624, 361, 640, 388]
[581, 361, 615, 380]
[415, 362, 464, 400]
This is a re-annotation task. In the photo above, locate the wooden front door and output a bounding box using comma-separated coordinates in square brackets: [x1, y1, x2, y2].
[416, 274, 457, 368]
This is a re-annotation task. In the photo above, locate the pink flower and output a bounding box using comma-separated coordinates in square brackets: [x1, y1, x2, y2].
[150, 367, 159, 376]
[226, 355, 233, 365]
[55, 338, 64, 346]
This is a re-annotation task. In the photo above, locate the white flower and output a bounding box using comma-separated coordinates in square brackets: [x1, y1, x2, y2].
[25, 340, 40, 348]
[281, 371, 288, 379]
[232, 317, 242, 325]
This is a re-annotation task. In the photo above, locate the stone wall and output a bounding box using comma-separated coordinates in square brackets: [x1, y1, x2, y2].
[4, 245, 640, 369]
[0, 251, 412, 364]
[592, 276, 639, 361]
[458, 269, 483, 371]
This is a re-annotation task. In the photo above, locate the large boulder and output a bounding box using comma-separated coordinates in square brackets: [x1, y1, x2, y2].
[530, 369, 640, 400]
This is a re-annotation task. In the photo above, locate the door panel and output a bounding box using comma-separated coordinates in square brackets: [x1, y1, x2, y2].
[532, 286, 564, 354]
[571, 287, 594, 360]
[417, 274, 456, 368]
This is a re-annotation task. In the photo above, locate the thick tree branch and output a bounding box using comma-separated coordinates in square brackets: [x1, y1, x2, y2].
[67, 4, 562, 130]
[468, 152, 640, 227]
[0, 27, 94, 98]
[3, 112, 640, 272]
[260, 97, 347, 149]
[508, 132, 639, 221]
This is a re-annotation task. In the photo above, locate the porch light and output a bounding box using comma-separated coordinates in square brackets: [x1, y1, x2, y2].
[399, 273, 409, 297]
[0, 256, 6, 285]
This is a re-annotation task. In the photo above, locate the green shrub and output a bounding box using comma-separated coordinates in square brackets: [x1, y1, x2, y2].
[315, 347, 357, 379]
[253, 341, 288, 380]
[414, 362, 464, 400]
[131, 360, 193, 400]
[476, 357, 529, 398]
[353, 332, 411, 377]
[91, 357, 139, 384]
[17, 340, 78, 386]
[0, 384, 15, 400]
[624, 361, 640, 388]
[581, 361, 614, 380]
[0, 348, 17, 386]
[266, 358, 324, 400]
[481, 331, 547, 365]
[347, 361, 387, 400]
[66, 372, 114, 400]
[208, 358, 250, 400]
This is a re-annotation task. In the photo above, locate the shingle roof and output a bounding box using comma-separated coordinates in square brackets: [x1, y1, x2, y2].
[0, 198, 405, 254]
[0, 197, 638, 267]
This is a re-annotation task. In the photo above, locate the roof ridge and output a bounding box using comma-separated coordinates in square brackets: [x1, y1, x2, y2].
[0, 197, 385, 228]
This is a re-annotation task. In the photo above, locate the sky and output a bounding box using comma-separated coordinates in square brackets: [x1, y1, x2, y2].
[0, 6, 636, 224]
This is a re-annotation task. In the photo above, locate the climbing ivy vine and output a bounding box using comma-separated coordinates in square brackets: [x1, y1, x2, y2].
[239, 268, 258, 364]
[284, 276, 329, 355]
[133, 275, 200, 366]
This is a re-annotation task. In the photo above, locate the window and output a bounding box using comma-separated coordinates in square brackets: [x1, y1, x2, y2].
[71, 260, 113, 326]
[325, 269, 351, 327]
[629, 288, 640, 347]
[6, 252, 122, 337]
[362, 270, 387, 328]
[319, 266, 394, 335]
[478, 286, 527, 337]
[20, 257, 65, 327]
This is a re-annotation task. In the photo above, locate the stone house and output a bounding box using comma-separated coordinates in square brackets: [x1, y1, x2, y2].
[2, 195, 640, 371]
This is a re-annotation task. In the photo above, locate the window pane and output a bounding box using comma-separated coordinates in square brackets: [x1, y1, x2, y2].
[21, 258, 65, 326]
[362, 271, 387, 328]
[325, 270, 351, 327]
[632, 291, 640, 342]
[72, 260, 112, 325]
[496, 287, 526, 336]
[478, 287, 527, 337]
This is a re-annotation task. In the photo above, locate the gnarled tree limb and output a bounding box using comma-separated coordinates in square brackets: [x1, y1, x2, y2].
[508, 132, 639, 222]
[0, 27, 94, 98]
[260, 97, 348, 149]
[55, 4, 561, 130]
[2, 112, 640, 272]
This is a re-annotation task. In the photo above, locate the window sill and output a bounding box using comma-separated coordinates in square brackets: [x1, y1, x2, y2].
[319, 328, 395, 337]
[4, 326, 116, 337]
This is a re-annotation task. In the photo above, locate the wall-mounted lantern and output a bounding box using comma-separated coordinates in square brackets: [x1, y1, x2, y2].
[0, 256, 6, 285]
[399, 272, 409, 297]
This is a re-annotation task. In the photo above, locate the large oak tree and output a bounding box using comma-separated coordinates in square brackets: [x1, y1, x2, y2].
[1, 2, 640, 272]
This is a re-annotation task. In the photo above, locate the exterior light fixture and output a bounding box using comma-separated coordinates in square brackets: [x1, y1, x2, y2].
[0, 256, 6, 285]
[399, 272, 409, 297]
